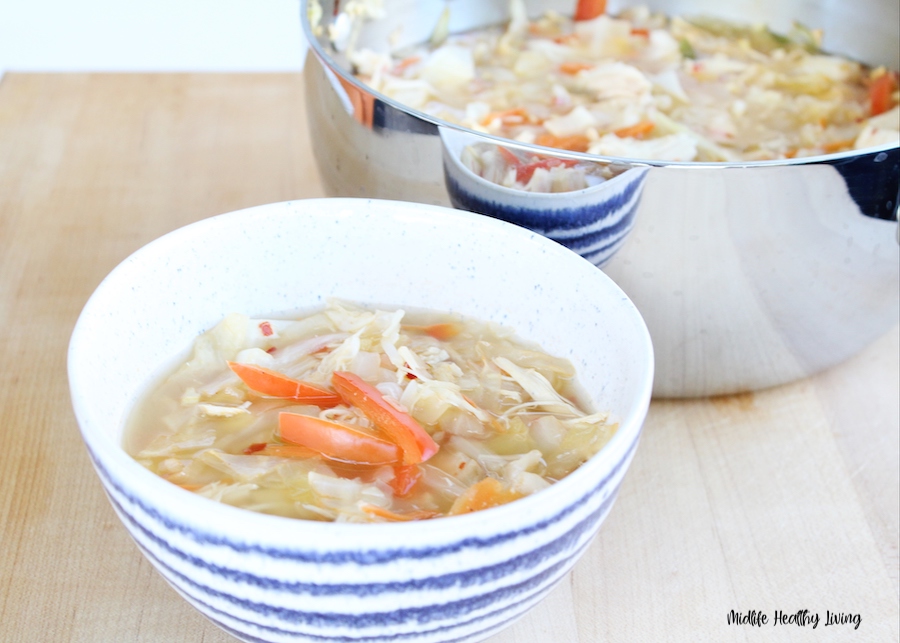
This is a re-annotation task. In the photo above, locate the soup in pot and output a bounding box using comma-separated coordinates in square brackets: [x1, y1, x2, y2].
[323, 0, 899, 165]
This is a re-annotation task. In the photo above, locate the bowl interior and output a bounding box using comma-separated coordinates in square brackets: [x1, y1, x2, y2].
[68, 198, 653, 535]
[439, 126, 635, 200]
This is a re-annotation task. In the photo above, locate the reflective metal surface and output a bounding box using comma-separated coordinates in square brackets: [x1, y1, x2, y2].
[302, 0, 900, 397]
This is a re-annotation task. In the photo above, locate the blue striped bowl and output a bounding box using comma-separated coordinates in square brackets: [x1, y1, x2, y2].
[440, 127, 649, 268]
[68, 198, 654, 643]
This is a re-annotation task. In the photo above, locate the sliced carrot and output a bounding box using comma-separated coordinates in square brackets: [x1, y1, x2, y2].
[574, 0, 606, 21]
[630, 27, 650, 38]
[497, 146, 523, 166]
[559, 61, 594, 75]
[175, 483, 204, 492]
[481, 107, 530, 127]
[870, 71, 897, 116]
[278, 413, 401, 465]
[613, 120, 655, 139]
[243, 442, 268, 454]
[393, 55, 421, 73]
[389, 464, 422, 497]
[554, 34, 578, 45]
[227, 362, 341, 407]
[553, 33, 578, 45]
[422, 322, 462, 341]
[331, 371, 439, 465]
[495, 147, 582, 183]
[535, 133, 591, 152]
[360, 505, 439, 522]
[514, 157, 579, 183]
[448, 477, 524, 515]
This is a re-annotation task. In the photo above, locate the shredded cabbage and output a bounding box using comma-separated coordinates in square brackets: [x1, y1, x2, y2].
[339, 1, 897, 172]
[127, 300, 615, 522]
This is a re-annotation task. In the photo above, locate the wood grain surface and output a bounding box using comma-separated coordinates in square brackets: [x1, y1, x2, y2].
[0, 72, 897, 643]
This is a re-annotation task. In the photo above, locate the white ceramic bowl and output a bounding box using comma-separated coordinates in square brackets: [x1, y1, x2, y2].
[68, 198, 654, 643]
[440, 127, 649, 267]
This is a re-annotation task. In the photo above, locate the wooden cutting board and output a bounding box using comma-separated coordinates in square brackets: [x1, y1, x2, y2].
[0, 72, 896, 642]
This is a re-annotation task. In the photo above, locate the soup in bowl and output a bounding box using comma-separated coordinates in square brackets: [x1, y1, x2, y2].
[68, 198, 653, 643]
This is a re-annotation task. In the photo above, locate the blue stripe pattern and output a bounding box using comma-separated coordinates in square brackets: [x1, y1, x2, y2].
[130, 530, 595, 636]
[444, 168, 646, 267]
[205, 579, 559, 643]
[86, 430, 639, 642]
[87, 434, 637, 565]
[103, 468, 615, 615]
[104, 476, 616, 598]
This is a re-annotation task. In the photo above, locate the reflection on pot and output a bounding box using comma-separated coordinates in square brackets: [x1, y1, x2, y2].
[602, 162, 898, 396]
[441, 127, 648, 267]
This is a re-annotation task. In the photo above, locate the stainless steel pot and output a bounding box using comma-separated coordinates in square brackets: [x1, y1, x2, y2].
[301, 0, 899, 397]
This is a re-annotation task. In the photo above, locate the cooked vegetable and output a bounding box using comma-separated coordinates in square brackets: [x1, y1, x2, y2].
[614, 120, 655, 139]
[339, 2, 898, 166]
[429, 5, 451, 48]
[535, 134, 591, 153]
[126, 301, 616, 523]
[361, 505, 440, 522]
[253, 444, 320, 459]
[449, 477, 523, 515]
[870, 71, 898, 116]
[332, 370, 439, 464]
[574, 0, 607, 22]
[279, 412, 401, 465]
[560, 61, 595, 75]
[461, 142, 601, 192]
[388, 464, 423, 497]
[404, 322, 462, 341]
[228, 362, 341, 407]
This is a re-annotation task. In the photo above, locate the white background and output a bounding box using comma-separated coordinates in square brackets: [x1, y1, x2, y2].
[0, 0, 309, 79]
